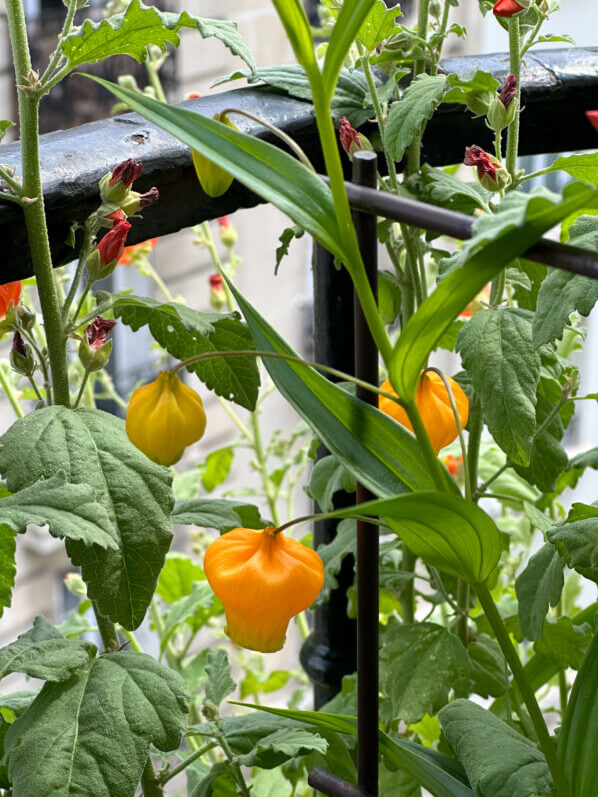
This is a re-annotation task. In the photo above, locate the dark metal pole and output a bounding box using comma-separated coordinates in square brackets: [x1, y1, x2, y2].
[309, 768, 374, 797]
[352, 150, 379, 797]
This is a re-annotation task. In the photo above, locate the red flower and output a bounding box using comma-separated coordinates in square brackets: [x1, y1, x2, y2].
[0, 281, 22, 319]
[85, 316, 117, 352]
[209, 274, 223, 289]
[493, 0, 525, 16]
[118, 238, 158, 266]
[586, 111, 598, 132]
[109, 158, 143, 189]
[339, 117, 361, 154]
[442, 454, 463, 477]
[95, 220, 131, 267]
[464, 145, 497, 181]
[498, 74, 518, 109]
[105, 209, 126, 227]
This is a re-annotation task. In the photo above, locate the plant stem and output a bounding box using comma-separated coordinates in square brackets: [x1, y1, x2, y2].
[0, 190, 24, 206]
[6, 0, 70, 407]
[40, 0, 77, 87]
[475, 583, 569, 797]
[0, 364, 24, 418]
[70, 283, 91, 329]
[62, 220, 96, 322]
[401, 547, 416, 623]
[73, 366, 91, 408]
[27, 373, 43, 402]
[467, 394, 483, 497]
[217, 731, 252, 797]
[250, 408, 281, 525]
[92, 602, 119, 649]
[505, 16, 522, 184]
[160, 743, 218, 785]
[140, 757, 164, 797]
[146, 58, 167, 103]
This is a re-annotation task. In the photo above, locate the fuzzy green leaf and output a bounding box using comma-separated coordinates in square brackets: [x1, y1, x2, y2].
[160, 581, 214, 654]
[547, 503, 598, 584]
[357, 0, 402, 50]
[307, 455, 356, 513]
[0, 408, 173, 630]
[156, 552, 205, 604]
[239, 728, 327, 766]
[386, 74, 447, 162]
[112, 295, 260, 410]
[547, 151, 598, 186]
[516, 543, 565, 642]
[443, 70, 499, 106]
[205, 650, 235, 709]
[171, 499, 269, 532]
[468, 634, 507, 698]
[534, 617, 592, 671]
[0, 524, 15, 620]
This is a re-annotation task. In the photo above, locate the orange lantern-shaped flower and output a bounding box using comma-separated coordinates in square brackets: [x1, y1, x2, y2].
[379, 371, 469, 453]
[0, 281, 22, 319]
[204, 527, 324, 653]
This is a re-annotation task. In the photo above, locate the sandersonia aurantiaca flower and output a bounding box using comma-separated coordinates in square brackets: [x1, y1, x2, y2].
[203, 526, 324, 652]
[192, 114, 238, 197]
[492, 0, 530, 17]
[339, 117, 373, 159]
[86, 220, 131, 282]
[0, 281, 22, 320]
[79, 316, 117, 372]
[464, 145, 510, 192]
[126, 371, 207, 466]
[379, 371, 469, 453]
[218, 216, 237, 247]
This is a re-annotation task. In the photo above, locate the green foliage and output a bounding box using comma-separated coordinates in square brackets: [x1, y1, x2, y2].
[443, 70, 499, 107]
[385, 74, 447, 162]
[380, 620, 471, 723]
[156, 552, 205, 604]
[307, 454, 356, 512]
[546, 151, 598, 185]
[112, 295, 260, 410]
[457, 309, 541, 467]
[171, 499, 269, 532]
[0, 524, 15, 619]
[357, 0, 402, 50]
[317, 518, 357, 595]
[547, 503, 598, 584]
[419, 165, 491, 213]
[0, 407, 174, 629]
[534, 616, 592, 670]
[205, 650, 235, 709]
[0, 616, 93, 682]
[323, 0, 377, 90]
[468, 634, 507, 698]
[201, 447, 234, 492]
[61, 0, 256, 70]
[515, 543, 564, 641]
[160, 581, 214, 654]
[5, 650, 188, 797]
[438, 699, 554, 797]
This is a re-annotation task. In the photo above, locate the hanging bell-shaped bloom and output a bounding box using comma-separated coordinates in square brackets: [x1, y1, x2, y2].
[204, 526, 324, 653]
[192, 114, 238, 197]
[126, 371, 206, 466]
[379, 371, 469, 453]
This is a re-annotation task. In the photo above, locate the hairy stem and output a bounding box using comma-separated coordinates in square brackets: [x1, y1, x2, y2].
[505, 16, 522, 184]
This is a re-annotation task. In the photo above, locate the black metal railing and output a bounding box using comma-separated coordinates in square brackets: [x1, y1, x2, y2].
[2, 46, 598, 797]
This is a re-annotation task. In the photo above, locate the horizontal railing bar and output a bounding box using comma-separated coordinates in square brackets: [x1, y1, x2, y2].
[1, 47, 597, 282]
[341, 180, 598, 280]
[308, 767, 375, 797]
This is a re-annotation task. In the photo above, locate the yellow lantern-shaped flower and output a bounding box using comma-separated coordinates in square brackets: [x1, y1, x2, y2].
[192, 113, 238, 198]
[126, 371, 206, 466]
[204, 527, 324, 653]
[378, 370, 469, 453]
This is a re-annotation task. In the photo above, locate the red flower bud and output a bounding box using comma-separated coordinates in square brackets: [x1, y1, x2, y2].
[0, 281, 22, 319]
[586, 111, 598, 132]
[187, 91, 201, 99]
[498, 74, 518, 109]
[109, 158, 143, 189]
[138, 187, 159, 208]
[218, 216, 231, 229]
[95, 220, 131, 267]
[339, 117, 361, 154]
[85, 316, 117, 352]
[464, 145, 497, 180]
[12, 330, 26, 357]
[105, 209, 126, 227]
[493, 0, 525, 17]
[209, 274, 223, 289]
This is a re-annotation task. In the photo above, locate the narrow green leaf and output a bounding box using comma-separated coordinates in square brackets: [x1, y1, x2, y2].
[0, 408, 173, 630]
[390, 183, 598, 401]
[62, 0, 255, 70]
[270, 0, 318, 78]
[0, 524, 16, 619]
[323, 0, 377, 90]
[385, 74, 447, 161]
[171, 498, 269, 533]
[0, 471, 117, 550]
[5, 650, 188, 797]
[516, 543, 564, 641]
[457, 309, 541, 466]
[205, 649, 235, 709]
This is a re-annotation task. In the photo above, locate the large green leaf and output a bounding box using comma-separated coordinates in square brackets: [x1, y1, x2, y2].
[456, 309, 541, 467]
[390, 183, 598, 401]
[380, 620, 471, 723]
[0, 524, 15, 619]
[438, 699, 553, 797]
[225, 276, 444, 498]
[545, 151, 598, 186]
[235, 703, 474, 797]
[357, 0, 402, 50]
[323, 0, 377, 91]
[112, 295, 260, 410]
[0, 471, 116, 550]
[559, 630, 598, 796]
[0, 408, 173, 630]
[534, 616, 592, 671]
[61, 0, 255, 70]
[386, 74, 448, 162]
[171, 498, 269, 532]
[0, 616, 93, 682]
[88, 77, 351, 268]
[515, 543, 564, 642]
[547, 503, 598, 584]
[325, 492, 502, 584]
[5, 650, 188, 797]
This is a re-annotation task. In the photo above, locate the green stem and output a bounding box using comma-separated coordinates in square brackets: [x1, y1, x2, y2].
[6, 0, 70, 407]
[0, 190, 24, 206]
[505, 16, 522, 184]
[69, 283, 91, 329]
[456, 580, 470, 648]
[489, 268, 506, 307]
[27, 373, 43, 402]
[217, 731, 252, 797]
[146, 58, 167, 102]
[0, 364, 24, 418]
[92, 601, 118, 649]
[520, 8, 545, 58]
[159, 743, 218, 785]
[62, 220, 96, 322]
[0, 165, 23, 195]
[476, 583, 569, 797]
[401, 547, 416, 623]
[295, 611, 310, 640]
[494, 130, 503, 162]
[118, 627, 143, 653]
[467, 394, 483, 498]
[39, 0, 77, 88]
[406, 0, 430, 175]
[73, 367, 91, 408]
[140, 757, 164, 797]
[250, 408, 281, 526]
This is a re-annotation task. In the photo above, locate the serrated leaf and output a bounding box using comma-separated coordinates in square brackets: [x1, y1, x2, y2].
[275, 224, 305, 275]
[317, 517, 357, 595]
[0, 121, 14, 145]
[157, 552, 205, 604]
[443, 70, 499, 107]
[457, 309, 541, 466]
[239, 728, 327, 766]
[533, 215, 598, 346]
[357, 0, 402, 50]
[0, 408, 173, 630]
[205, 649, 235, 708]
[307, 455, 356, 513]
[0, 524, 15, 619]
[380, 620, 471, 723]
[420, 165, 491, 214]
[160, 581, 214, 654]
[515, 544, 565, 642]
[5, 650, 188, 797]
[438, 699, 553, 797]
[547, 504, 598, 584]
[547, 151, 598, 186]
[0, 471, 117, 550]
[0, 616, 93, 682]
[171, 498, 269, 532]
[534, 617, 592, 671]
[112, 295, 260, 410]
[61, 0, 255, 70]
[386, 74, 447, 161]
[240, 670, 290, 700]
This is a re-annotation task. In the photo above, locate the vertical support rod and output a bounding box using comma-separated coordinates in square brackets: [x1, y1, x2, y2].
[352, 150, 379, 796]
[300, 240, 357, 708]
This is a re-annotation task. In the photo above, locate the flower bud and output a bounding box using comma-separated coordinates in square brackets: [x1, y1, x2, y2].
[16, 304, 36, 332]
[64, 572, 87, 598]
[126, 371, 207, 466]
[79, 316, 117, 372]
[192, 114, 238, 198]
[0, 281, 22, 320]
[218, 216, 238, 248]
[209, 273, 226, 311]
[488, 74, 518, 131]
[378, 371, 469, 453]
[204, 526, 324, 652]
[464, 145, 510, 192]
[86, 220, 131, 282]
[119, 186, 159, 217]
[10, 331, 34, 376]
[339, 117, 373, 159]
[464, 90, 495, 118]
[99, 158, 143, 204]
[538, 0, 558, 16]
[492, 0, 530, 17]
